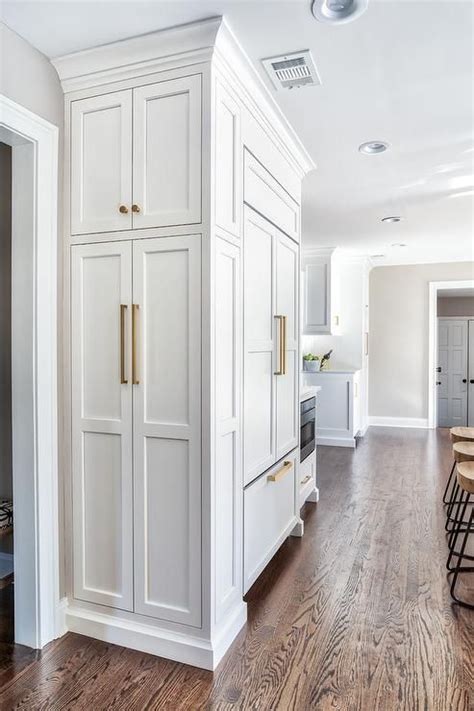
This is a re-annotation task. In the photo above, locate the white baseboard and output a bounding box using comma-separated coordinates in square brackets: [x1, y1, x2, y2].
[369, 416, 429, 429]
[316, 436, 356, 448]
[66, 600, 247, 670]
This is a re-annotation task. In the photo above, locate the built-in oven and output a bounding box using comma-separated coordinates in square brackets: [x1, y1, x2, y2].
[300, 396, 316, 462]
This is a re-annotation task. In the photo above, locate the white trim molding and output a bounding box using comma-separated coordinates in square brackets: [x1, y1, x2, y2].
[0, 94, 60, 648]
[428, 279, 474, 429]
[369, 416, 429, 429]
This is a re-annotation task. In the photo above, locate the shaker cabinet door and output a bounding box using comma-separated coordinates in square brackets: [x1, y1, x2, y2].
[132, 235, 202, 627]
[70, 91, 133, 235]
[71, 241, 134, 610]
[243, 207, 276, 485]
[275, 230, 299, 460]
[132, 75, 202, 229]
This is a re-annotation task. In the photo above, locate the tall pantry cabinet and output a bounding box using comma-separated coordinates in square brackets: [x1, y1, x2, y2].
[54, 17, 313, 670]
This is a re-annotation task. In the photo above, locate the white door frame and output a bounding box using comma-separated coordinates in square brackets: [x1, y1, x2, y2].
[0, 94, 60, 648]
[428, 279, 474, 429]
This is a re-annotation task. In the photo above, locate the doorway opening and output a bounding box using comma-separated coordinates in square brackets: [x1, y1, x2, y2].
[428, 280, 474, 429]
[0, 95, 60, 649]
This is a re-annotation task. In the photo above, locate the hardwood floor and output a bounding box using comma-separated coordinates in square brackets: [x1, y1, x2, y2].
[0, 428, 472, 710]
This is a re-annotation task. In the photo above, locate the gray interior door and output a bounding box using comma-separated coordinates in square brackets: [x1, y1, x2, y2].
[437, 319, 468, 427]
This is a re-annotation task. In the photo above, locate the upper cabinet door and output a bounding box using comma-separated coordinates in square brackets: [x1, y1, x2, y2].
[71, 90, 133, 235]
[132, 75, 202, 229]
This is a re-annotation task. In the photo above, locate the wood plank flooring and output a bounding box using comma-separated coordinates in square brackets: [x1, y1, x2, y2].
[0, 427, 472, 710]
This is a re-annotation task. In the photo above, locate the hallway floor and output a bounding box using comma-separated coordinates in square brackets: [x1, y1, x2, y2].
[0, 428, 472, 710]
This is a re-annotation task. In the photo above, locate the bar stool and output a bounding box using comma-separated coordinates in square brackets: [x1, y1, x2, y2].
[443, 427, 474, 505]
[445, 441, 474, 532]
[448, 461, 474, 609]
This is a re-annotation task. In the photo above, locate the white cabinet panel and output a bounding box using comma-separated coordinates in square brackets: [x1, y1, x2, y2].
[133, 235, 201, 626]
[215, 237, 242, 621]
[243, 449, 297, 593]
[275, 231, 299, 460]
[71, 91, 132, 235]
[215, 82, 241, 238]
[133, 75, 201, 229]
[71, 241, 133, 610]
[302, 250, 340, 335]
[243, 208, 276, 484]
[244, 151, 299, 242]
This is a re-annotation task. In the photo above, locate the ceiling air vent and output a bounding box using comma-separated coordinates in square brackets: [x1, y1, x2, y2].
[262, 51, 321, 91]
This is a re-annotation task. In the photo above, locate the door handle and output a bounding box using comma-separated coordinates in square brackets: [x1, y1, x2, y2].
[470, 379, 474, 384]
[132, 304, 139, 385]
[462, 378, 467, 383]
[120, 304, 128, 384]
[274, 315, 286, 376]
[436, 381, 441, 386]
[267, 460, 293, 482]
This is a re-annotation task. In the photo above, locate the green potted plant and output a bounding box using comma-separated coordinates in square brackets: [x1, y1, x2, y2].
[303, 353, 321, 372]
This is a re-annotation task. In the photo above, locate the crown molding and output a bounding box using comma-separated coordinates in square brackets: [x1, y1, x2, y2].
[51, 16, 222, 92]
[50, 16, 315, 178]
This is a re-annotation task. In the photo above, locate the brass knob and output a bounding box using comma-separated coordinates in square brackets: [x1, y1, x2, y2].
[132, 204, 141, 213]
[119, 205, 129, 214]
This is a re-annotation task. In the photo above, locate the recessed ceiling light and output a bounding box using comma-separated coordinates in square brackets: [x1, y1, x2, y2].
[359, 140, 389, 155]
[311, 0, 369, 24]
[391, 243, 407, 248]
[382, 216, 404, 223]
[370, 254, 386, 259]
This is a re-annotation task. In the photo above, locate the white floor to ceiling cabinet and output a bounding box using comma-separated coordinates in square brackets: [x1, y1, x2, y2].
[243, 206, 299, 486]
[57, 17, 313, 670]
[71, 236, 202, 625]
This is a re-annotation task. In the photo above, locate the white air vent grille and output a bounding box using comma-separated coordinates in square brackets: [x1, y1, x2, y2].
[262, 51, 321, 91]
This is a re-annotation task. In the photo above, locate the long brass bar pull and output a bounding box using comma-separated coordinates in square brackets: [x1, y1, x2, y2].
[120, 304, 128, 384]
[267, 460, 293, 483]
[132, 304, 139, 385]
[282, 315, 287, 375]
[274, 315, 284, 375]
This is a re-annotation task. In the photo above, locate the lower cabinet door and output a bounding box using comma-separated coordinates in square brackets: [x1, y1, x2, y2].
[243, 449, 297, 593]
[132, 235, 202, 627]
[71, 242, 134, 610]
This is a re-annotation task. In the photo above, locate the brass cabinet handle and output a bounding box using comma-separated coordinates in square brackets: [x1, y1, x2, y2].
[267, 460, 293, 483]
[300, 474, 312, 486]
[132, 204, 141, 213]
[120, 304, 128, 384]
[274, 315, 286, 375]
[132, 304, 139, 385]
[119, 205, 129, 214]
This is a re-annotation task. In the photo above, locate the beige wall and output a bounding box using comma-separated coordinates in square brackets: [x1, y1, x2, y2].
[437, 296, 474, 317]
[0, 143, 12, 500]
[369, 262, 474, 420]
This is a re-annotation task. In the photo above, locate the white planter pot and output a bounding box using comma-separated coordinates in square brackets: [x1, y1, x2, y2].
[303, 360, 320, 372]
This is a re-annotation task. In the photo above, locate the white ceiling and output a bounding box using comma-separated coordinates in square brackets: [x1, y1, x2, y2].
[2, 0, 474, 265]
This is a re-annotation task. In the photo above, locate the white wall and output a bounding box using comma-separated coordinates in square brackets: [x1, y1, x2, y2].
[369, 262, 474, 420]
[437, 296, 474, 317]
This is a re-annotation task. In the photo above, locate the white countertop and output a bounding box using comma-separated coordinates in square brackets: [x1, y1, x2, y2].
[299, 385, 321, 402]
